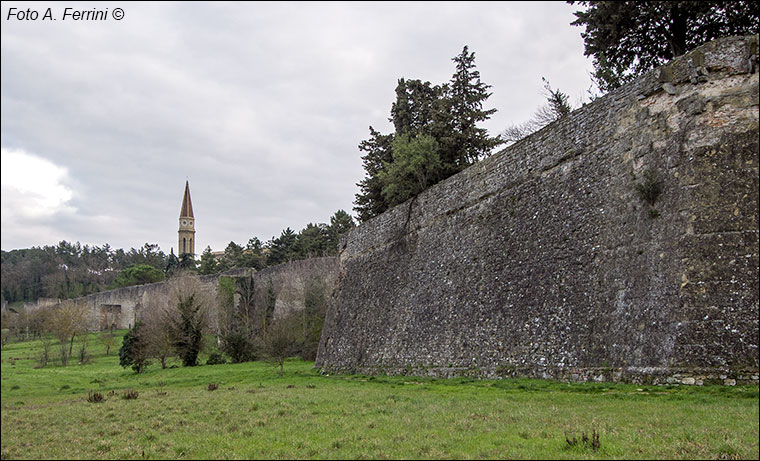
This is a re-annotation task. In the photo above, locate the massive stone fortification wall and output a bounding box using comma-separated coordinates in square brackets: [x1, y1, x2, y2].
[316, 36, 759, 385]
[61, 257, 339, 332]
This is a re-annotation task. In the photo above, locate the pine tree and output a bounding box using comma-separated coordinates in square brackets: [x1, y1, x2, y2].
[198, 246, 218, 275]
[354, 127, 394, 222]
[445, 46, 503, 169]
[353, 46, 501, 222]
[569, 1, 760, 92]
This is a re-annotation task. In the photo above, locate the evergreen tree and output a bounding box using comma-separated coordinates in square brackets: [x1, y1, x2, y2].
[165, 249, 179, 276]
[198, 246, 218, 275]
[112, 264, 165, 288]
[378, 134, 443, 207]
[118, 322, 151, 373]
[353, 46, 501, 222]
[569, 1, 760, 92]
[219, 241, 244, 271]
[327, 209, 355, 251]
[240, 238, 266, 269]
[266, 228, 297, 266]
[445, 45, 503, 168]
[294, 223, 331, 259]
[354, 127, 394, 222]
[178, 253, 197, 272]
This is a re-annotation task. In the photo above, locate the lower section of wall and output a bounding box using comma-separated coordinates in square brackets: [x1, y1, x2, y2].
[319, 363, 759, 386]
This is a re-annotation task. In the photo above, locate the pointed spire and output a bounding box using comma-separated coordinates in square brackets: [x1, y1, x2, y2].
[179, 180, 194, 218]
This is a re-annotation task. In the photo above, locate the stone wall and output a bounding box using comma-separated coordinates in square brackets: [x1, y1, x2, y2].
[316, 36, 759, 385]
[58, 257, 339, 332]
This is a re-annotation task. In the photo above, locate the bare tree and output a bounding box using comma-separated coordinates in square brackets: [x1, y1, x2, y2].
[218, 275, 258, 363]
[141, 299, 175, 369]
[502, 78, 574, 144]
[98, 330, 117, 355]
[48, 302, 90, 366]
[259, 312, 302, 377]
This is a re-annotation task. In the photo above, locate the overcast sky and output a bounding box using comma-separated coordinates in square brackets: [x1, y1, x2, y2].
[1, 1, 595, 254]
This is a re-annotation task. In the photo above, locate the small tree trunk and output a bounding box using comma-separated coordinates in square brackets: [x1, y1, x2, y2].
[69, 334, 76, 359]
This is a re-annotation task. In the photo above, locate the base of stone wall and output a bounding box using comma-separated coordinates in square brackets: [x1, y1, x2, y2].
[316, 364, 759, 386]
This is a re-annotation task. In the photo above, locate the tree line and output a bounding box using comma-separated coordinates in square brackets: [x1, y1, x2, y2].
[195, 209, 355, 275]
[1, 242, 167, 304]
[1, 209, 355, 304]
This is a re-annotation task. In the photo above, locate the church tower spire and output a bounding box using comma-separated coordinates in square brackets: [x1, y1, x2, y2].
[178, 180, 195, 257]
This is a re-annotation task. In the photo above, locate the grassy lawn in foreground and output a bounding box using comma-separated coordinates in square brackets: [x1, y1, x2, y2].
[1, 332, 758, 460]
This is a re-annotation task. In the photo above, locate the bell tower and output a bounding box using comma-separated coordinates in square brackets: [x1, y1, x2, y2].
[178, 180, 195, 257]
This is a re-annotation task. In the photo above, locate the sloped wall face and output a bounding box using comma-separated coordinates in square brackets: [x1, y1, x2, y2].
[316, 36, 759, 384]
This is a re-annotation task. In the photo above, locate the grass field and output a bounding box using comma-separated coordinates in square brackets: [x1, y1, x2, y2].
[1, 331, 758, 460]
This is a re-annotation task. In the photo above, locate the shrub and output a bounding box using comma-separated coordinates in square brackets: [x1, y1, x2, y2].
[635, 169, 663, 206]
[87, 391, 105, 403]
[220, 332, 256, 363]
[122, 389, 139, 400]
[207, 383, 218, 391]
[206, 352, 227, 365]
[118, 323, 151, 373]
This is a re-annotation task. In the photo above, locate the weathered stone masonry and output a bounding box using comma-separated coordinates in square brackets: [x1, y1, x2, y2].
[60, 257, 339, 333]
[316, 36, 759, 385]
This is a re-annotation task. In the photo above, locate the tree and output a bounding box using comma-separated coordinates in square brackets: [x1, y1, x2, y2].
[218, 241, 244, 271]
[241, 238, 266, 270]
[445, 46, 503, 168]
[119, 322, 151, 373]
[266, 228, 297, 266]
[112, 264, 165, 288]
[259, 313, 302, 377]
[353, 46, 501, 222]
[327, 210, 356, 251]
[502, 78, 574, 144]
[378, 134, 443, 207]
[354, 127, 394, 222]
[178, 253, 197, 272]
[165, 249, 180, 276]
[294, 223, 331, 259]
[301, 277, 328, 361]
[48, 301, 89, 366]
[217, 275, 258, 363]
[198, 246, 218, 275]
[569, 1, 760, 92]
[98, 330, 117, 355]
[164, 275, 213, 367]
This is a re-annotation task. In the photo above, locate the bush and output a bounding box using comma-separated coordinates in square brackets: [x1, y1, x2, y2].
[220, 332, 257, 363]
[206, 352, 227, 365]
[118, 323, 151, 373]
[635, 169, 663, 206]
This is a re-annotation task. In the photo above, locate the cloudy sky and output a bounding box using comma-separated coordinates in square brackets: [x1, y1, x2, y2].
[1, 1, 594, 254]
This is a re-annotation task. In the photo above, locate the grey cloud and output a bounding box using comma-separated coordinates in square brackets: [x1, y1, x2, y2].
[2, 1, 593, 253]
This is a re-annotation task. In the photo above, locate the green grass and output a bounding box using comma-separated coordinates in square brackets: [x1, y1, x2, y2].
[1, 332, 758, 460]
